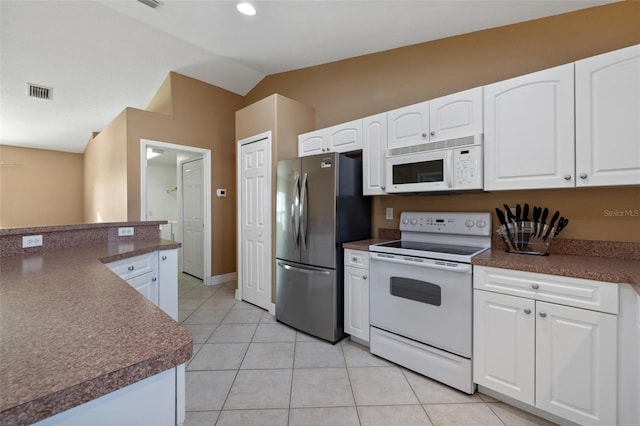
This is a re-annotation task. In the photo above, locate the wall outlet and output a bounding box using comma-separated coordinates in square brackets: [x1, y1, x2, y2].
[22, 235, 43, 248]
[118, 227, 135, 237]
[385, 207, 394, 220]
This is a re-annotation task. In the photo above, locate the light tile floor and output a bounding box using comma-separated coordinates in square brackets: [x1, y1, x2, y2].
[178, 274, 557, 426]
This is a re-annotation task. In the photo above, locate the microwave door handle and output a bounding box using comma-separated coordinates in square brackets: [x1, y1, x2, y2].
[300, 172, 308, 251]
[292, 173, 300, 247]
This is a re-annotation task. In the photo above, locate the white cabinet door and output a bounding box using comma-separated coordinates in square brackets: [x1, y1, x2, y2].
[473, 290, 535, 404]
[327, 119, 362, 153]
[576, 44, 640, 187]
[362, 113, 387, 195]
[158, 249, 178, 321]
[387, 100, 430, 150]
[298, 130, 325, 156]
[344, 265, 369, 343]
[429, 87, 483, 142]
[484, 64, 575, 190]
[536, 301, 617, 426]
[127, 272, 158, 305]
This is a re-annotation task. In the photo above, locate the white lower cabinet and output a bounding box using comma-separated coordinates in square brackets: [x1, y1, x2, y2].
[474, 266, 618, 426]
[106, 249, 178, 320]
[344, 249, 369, 343]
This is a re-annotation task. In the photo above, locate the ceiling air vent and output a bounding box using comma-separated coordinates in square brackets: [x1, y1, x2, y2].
[27, 83, 53, 100]
[136, 0, 161, 8]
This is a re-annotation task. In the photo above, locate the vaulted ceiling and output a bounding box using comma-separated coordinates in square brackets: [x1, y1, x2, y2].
[0, 0, 616, 153]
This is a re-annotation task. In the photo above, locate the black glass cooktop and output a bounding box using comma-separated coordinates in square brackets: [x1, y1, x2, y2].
[376, 240, 483, 256]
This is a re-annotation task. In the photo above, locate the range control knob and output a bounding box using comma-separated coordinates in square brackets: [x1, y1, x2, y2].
[401, 217, 410, 225]
[465, 219, 475, 228]
[410, 218, 418, 225]
[476, 219, 486, 228]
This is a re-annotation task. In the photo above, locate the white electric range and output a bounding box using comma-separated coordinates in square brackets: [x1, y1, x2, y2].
[368, 211, 492, 394]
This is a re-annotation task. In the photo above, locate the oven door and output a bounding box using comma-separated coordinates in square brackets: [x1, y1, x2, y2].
[385, 149, 453, 193]
[369, 252, 472, 357]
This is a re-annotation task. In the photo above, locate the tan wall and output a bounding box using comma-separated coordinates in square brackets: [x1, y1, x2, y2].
[245, 2, 640, 243]
[0, 145, 84, 227]
[83, 109, 129, 223]
[125, 73, 244, 276]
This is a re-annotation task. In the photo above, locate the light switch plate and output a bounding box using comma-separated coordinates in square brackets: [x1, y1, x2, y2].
[386, 207, 393, 220]
[22, 235, 43, 248]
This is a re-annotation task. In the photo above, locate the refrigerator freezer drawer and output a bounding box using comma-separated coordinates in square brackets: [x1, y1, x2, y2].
[275, 260, 343, 343]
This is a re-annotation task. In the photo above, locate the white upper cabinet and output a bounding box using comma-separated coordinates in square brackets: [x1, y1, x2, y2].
[387, 88, 483, 152]
[298, 119, 362, 157]
[483, 64, 575, 191]
[575, 44, 640, 187]
[362, 113, 387, 195]
[387, 100, 430, 150]
[429, 87, 483, 142]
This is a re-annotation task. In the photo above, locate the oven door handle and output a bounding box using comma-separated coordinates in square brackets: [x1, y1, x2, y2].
[371, 254, 472, 273]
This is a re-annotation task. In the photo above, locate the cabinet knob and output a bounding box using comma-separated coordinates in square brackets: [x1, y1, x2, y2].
[430, 131, 435, 136]
[524, 308, 531, 315]
[128, 266, 135, 271]
[531, 283, 539, 290]
[363, 275, 367, 280]
[421, 133, 428, 138]
[563, 174, 572, 180]
[161, 256, 167, 261]
[152, 277, 157, 282]
[579, 173, 588, 179]
[539, 311, 547, 318]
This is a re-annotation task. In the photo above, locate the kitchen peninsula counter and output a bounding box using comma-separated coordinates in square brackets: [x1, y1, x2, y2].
[0, 238, 192, 425]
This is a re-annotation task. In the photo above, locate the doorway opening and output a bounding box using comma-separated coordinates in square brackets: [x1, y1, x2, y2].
[140, 139, 212, 284]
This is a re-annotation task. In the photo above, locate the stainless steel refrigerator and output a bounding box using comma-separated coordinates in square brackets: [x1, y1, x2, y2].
[275, 153, 371, 343]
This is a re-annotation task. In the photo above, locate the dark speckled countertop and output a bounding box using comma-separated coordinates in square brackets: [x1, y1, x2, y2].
[0, 239, 192, 426]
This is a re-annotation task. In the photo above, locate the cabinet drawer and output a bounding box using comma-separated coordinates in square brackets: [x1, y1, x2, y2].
[106, 252, 157, 281]
[344, 249, 369, 269]
[473, 266, 619, 314]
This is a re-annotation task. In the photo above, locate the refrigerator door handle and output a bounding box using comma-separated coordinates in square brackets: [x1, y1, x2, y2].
[300, 172, 309, 251]
[291, 173, 300, 247]
[277, 262, 331, 276]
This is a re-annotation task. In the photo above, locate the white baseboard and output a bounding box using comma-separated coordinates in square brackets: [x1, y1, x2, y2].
[205, 272, 237, 286]
[269, 303, 276, 316]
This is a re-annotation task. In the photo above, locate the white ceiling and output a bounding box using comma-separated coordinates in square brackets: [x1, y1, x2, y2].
[0, 0, 616, 154]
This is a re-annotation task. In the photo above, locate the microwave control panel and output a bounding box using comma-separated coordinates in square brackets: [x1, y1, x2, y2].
[453, 145, 483, 190]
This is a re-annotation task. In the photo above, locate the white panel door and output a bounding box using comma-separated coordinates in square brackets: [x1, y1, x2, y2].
[240, 137, 271, 310]
[429, 87, 483, 141]
[576, 44, 640, 187]
[182, 158, 204, 279]
[126, 272, 158, 305]
[473, 290, 535, 404]
[536, 301, 617, 426]
[362, 113, 387, 195]
[387, 100, 430, 150]
[483, 64, 575, 190]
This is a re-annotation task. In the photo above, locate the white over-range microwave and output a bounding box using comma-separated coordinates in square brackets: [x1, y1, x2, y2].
[385, 134, 483, 193]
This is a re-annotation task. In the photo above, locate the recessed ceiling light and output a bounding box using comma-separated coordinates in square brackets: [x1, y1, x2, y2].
[237, 2, 256, 16]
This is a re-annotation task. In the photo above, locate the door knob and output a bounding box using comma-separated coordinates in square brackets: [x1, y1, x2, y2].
[531, 283, 539, 289]
[430, 131, 435, 136]
[161, 256, 167, 261]
[128, 266, 135, 271]
[363, 275, 367, 280]
[539, 312, 547, 318]
[563, 174, 572, 180]
[524, 308, 531, 315]
[579, 173, 588, 179]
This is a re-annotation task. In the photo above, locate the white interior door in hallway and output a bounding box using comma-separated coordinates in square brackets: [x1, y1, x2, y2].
[182, 158, 205, 279]
[239, 134, 272, 310]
